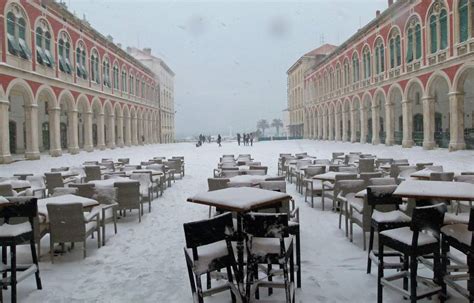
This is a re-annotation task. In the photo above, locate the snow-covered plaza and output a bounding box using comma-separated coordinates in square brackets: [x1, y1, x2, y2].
[0, 140, 473, 302]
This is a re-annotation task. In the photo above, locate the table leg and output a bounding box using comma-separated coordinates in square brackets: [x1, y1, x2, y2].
[237, 213, 244, 283]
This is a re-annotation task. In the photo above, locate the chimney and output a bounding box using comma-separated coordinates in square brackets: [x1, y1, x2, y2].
[376, 10, 381, 18]
[388, 0, 393, 7]
[143, 48, 152, 55]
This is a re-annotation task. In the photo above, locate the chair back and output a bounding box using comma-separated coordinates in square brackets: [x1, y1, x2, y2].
[165, 160, 182, 173]
[92, 187, 117, 205]
[114, 181, 140, 209]
[461, 172, 474, 176]
[247, 170, 266, 176]
[69, 183, 96, 198]
[410, 203, 447, 242]
[295, 152, 307, 159]
[315, 159, 331, 166]
[207, 178, 229, 191]
[265, 176, 285, 181]
[183, 212, 234, 249]
[122, 165, 141, 172]
[454, 175, 474, 184]
[359, 172, 383, 184]
[389, 164, 407, 179]
[221, 163, 237, 169]
[85, 165, 102, 182]
[393, 159, 409, 165]
[338, 166, 358, 173]
[416, 162, 434, 170]
[375, 158, 393, 168]
[332, 152, 344, 161]
[44, 173, 65, 194]
[334, 174, 358, 197]
[0, 197, 37, 224]
[344, 154, 359, 165]
[368, 177, 397, 186]
[131, 172, 152, 187]
[358, 158, 375, 173]
[366, 185, 401, 208]
[430, 172, 455, 181]
[259, 181, 286, 193]
[0, 184, 15, 196]
[222, 154, 235, 159]
[296, 159, 312, 169]
[117, 158, 130, 165]
[51, 187, 78, 197]
[51, 167, 69, 172]
[243, 213, 288, 238]
[304, 165, 326, 178]
[83, 161, 99, 166]
[337, 179, 366, 198]
[26, 175, 45, 189]
[221, 170, 240, 178]
[397, 166, 417, 181]
[102, 161, 115, 172]
[47, 203, 86, 242]
[249, 166, 267, 174]
[468, 208, 474, 232]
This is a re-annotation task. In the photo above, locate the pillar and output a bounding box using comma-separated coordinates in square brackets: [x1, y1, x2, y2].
[342, 111, 348, 142]
[313, 116, 317, 140]
[83, 111, 94, 152]
[125, 116, 132, 146]
[97, 113, 106, 150]
[335, 113, 341, 141]
[138, 118, 144, 145]
[328, 112, 334, 140]
[372, 105, 380, 145]
[116, 114, 124, 147]
[401, 99, 414, 147]
[422, 96, 436, 150]
[24, 104, 40, 160]
[350, 109, 357, 142]
[385, 103, 394, 146]
[107, 114, 116, 149]
[68, 109, 80, 154]
[322, 114, 328, 140]
[132, 116, 138, 145]
[49, 107, 62, 156]
[0, 100, 12, 163]
[448, 92, 466, 151]
[360, 107, 367, 144]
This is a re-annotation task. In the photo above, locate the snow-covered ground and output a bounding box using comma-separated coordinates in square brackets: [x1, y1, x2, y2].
[0, 140, 472, 302]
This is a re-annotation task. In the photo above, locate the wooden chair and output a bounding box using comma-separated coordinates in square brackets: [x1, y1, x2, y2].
[85, 165, 102, 182]
[304, 166, 326, 208]
[359, 158, 375, 173]
[44, 173, 74, 196]
[114, 181, 142, 222]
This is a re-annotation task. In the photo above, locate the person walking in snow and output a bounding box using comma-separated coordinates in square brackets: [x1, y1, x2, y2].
[250, 133, 254, 146]
[237, 133, 241, 146]
[217, 134, 222, 147]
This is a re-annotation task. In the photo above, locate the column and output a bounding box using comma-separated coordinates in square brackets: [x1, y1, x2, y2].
[125, 116, 132, 146]
[328, 112, 334, 140]
[107, 114, 116, 149]
[401, 99, 414, 147]
[24, 104, 40, 160]
[422, 96, 436, 149]
[350, 109, 357, 142]
[312, 116, 317, 140]
[68, 109, 80, 154]
[322, 114, 328, 140]
[0, 100, 12, 164]
[83, 111, 94, 152]
[342, 111, 348, 142]
[97, 113, 106, 150]
[49, 107, 62, 156]
[360, 107, 367, 144]
[117, 114, 124, 147]
[448, 92, 466, 151]
[372, 105, 380, 145]
[138, 118, 143, 145]
[384, 103, 394, 146]
[132, 116, 138, 145]
[335, 112, 341, 141]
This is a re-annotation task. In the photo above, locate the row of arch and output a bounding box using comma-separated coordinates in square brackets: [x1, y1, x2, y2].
[304, 65, 474, 151]
[0, 78, 162, 163]
[307, 0, 471, 100]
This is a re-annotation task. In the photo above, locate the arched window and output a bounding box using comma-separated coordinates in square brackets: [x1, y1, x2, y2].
[136, 78, 140, 96]
[352, 53, 360, 83]
[103, 58, 111, 88]
[344, 59, 350, 86]
[141, 80, 146, 98]
[459, 0, 469, 43]
[362, 47, 371, 79]
[389, 29, 401, 68]
[429, 3, 449, 53]
[6, 4, 31, 59]
[121, 68, 127, 92]
[129, 74, 134, 95]
[374, 39, 385, 74]
[76, 42, 87, 79]
[91, 50, 100, 84]
[113, 64, 119, 90]
[406, 18, 422, 62]
[35, 20, 53, 67]
[58, 32, 72, 74]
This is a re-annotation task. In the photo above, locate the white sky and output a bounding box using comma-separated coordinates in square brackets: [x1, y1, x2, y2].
[67, 0, 387, 138]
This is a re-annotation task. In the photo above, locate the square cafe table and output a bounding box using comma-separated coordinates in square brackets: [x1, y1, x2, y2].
[393, 180, 474, 201]
[187, 187, 292, 286]
[312, 171, 352, 182]
[37, 194, 99, 222]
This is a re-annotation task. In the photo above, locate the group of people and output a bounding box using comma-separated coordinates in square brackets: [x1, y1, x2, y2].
[196, 134, 212, 147]
[237, 133, 254, 146]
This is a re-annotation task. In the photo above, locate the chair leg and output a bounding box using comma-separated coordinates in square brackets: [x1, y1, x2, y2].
[403, 254, 409, 294]
[2, 246, 7, 288]
[206, 272, 211, 290]
[367, 226, 375, 274]
[296, 230, 301, 288]
[102, 221, 106, 246]
[97, 228, 101, 249]
[363, 231, 367, 251]
[50, 238, 54, 264]
[29, 239, 42, 290]
[267, 264, 272, 296]
[410, 254, 417, 303]
[11, 245, 16, 303]
[195, 274, 204, 303]
[433, 248, 442, 298]
[377, 241, 384, 303]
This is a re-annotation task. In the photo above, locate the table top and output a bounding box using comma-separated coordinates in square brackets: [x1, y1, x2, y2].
[0, 180, 31, 190]
[312, 171, 352, 182]
[187, 187, 291, 212]
[393, 180, 474, 200]
[89, 177, 135, 187]
[124, 169, 164, 177]
[410, 168, 449, 179]
[38, 194, 99, 221]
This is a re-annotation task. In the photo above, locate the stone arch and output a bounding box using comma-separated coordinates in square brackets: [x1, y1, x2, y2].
[362, 93, 372, 143]
[76, 94, 91, 151]
[373, 89, 386, 144]
[351, 96, 361, 142]
[426, 73, 451, 148]
[452, 64, 474, 150]
[122, 105, 131, 146]
[90, 98, 102, 148]
[57, 90, 77, 153]
[103, 100, 115, 148]
[36, 85, 58, 154]
[130, 106, 138, 145]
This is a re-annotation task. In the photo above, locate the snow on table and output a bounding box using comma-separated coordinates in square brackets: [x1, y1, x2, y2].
[37, 194, 99, 222]
[89, 177, 135, 188]
[410, 166, 445, 179]
[0, 179, 31, 190]
[312, 171, 353, 181]
[188, 187, 291, 212]
[393, 180, 474, 201]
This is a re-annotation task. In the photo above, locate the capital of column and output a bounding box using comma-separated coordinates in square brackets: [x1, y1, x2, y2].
[24, 103, 39, 109]
[0, 99, 9, 106]
[421, 96, 435, 103]
[50, 106, 61, 112]
[447, 91, 464, 97]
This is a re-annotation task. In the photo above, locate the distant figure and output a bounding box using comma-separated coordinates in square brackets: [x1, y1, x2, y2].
[208, 136, 211, 143]
[237, 133, 241, 146]
[244, 133, 249, 146]
[242, 133, 246, 146]
[142, 135, 145, 143]
[250, 133, 254, 146]
[217, 134, 222, 147]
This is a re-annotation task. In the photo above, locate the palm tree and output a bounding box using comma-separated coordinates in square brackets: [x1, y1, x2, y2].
[257, 119, 270, 136]
[271, 118, 283, 136]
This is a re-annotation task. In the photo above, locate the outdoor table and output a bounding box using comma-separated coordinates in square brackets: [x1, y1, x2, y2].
[393, 180, 474, 201]
[355, 189, 367, 199]
[0, 179, 31, 191]
[89, 177, 134, 188]
[13, 173, 33, 180]
[124, 169, 164, 177]
[410, 168, 451, 180]
[227, 175, 272, 187]
[312, 171, 352, 182]
[187, 187, 292, 290]
[37, 194, 99, 222]
[60, 171, 79, 179]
